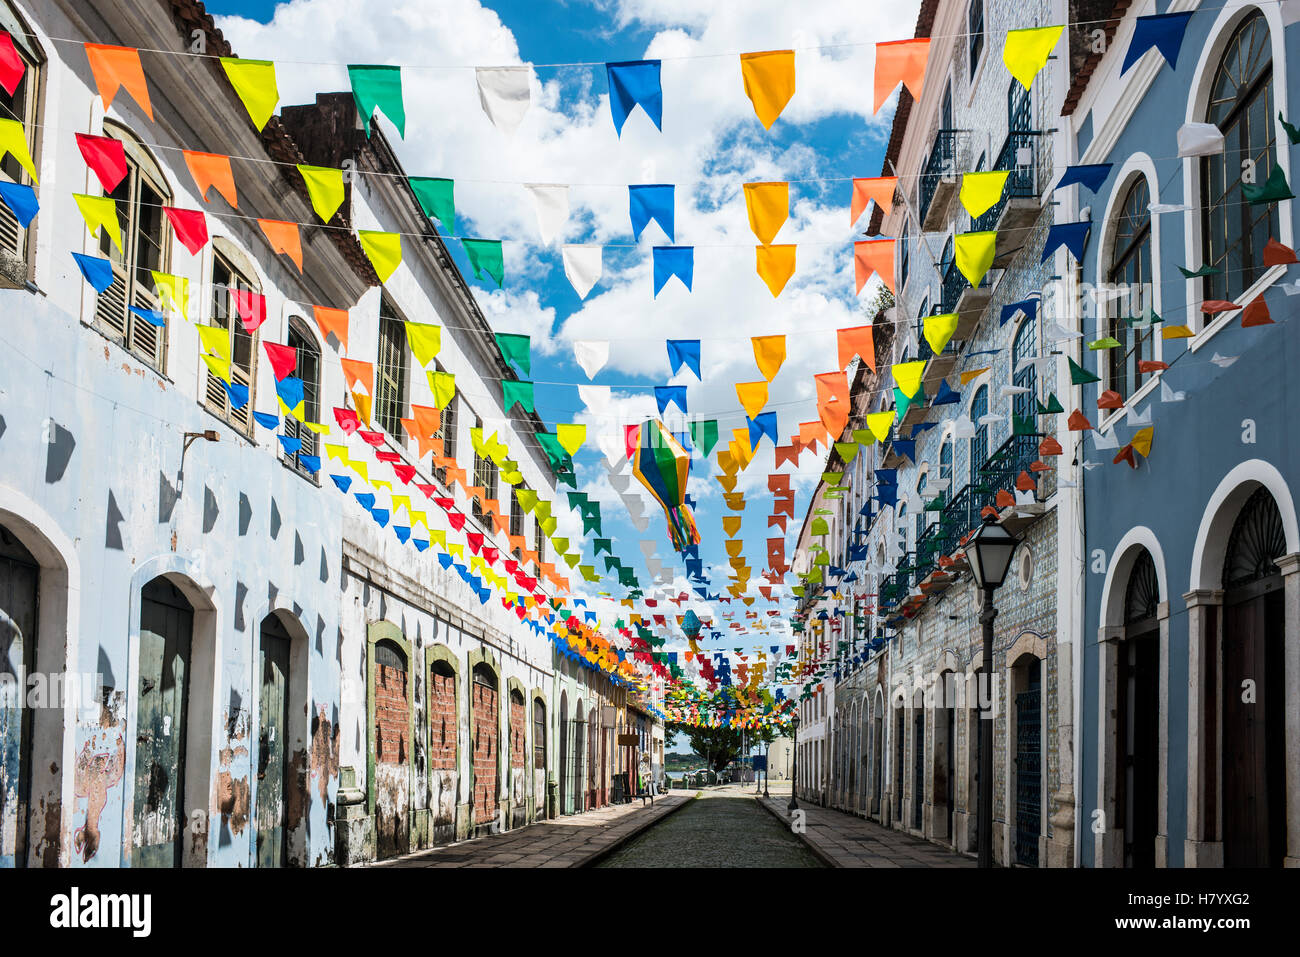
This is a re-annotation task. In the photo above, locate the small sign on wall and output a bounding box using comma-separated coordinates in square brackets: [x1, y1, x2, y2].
[617, 733, 639, 746]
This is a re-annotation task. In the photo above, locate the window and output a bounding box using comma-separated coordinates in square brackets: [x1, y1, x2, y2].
[968, 1, 984, 79]
[93, 124, 170, 371]
[471, 414, 498, 524]
[285, 317, 321, 474]
[535, 516, 546, 565]
[970, 386, 989, 483]
[533, 699, 546, 770]
[1201, 11, 1277, 303]
[898, 502, 909, 554]
[1108, 177, 1153, 402]
[939, 439, 953, 506]
[510, 482, 526, 542]
[204, 251, 258, 434]
[375, 297, 408, 437]
[915, 473, 928, 546]
[1011, 314, 1038, 427]
[899, 221, 910, 292]
[432, 369, 456, 485]
[0, 5, 42, 262]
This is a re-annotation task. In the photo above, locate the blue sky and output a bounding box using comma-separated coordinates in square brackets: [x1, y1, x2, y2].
[208, 0, 916, 663]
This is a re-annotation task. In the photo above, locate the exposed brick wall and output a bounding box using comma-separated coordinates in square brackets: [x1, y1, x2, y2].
[374, 662, 409, 765]
[472, 681, 498, 821]
[429, 669, 457, 771]
[509, 698, 526, 768]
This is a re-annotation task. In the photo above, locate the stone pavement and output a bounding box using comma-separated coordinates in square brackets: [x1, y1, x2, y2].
[757, 793, 977, 868]
[371, 792, 691, 868]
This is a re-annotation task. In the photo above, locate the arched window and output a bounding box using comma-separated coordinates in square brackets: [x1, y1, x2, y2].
[0, 1, 44, 266]
[1012, 315, 1038, 427]
[284, 317, 320, 474]
[1201, 10, 1277, 303]
[968, 1, 984, 78]
[897, 501, 909, 555]
[970, 386, 989, 482]
[1108, 177, 1153, 401]
[94, 123, 172, 371]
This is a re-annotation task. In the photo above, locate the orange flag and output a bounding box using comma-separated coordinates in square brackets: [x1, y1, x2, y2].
[751, 335, 786, 381]
[798, 421, 827, 451]
[755, 244, 796, 297]
[340, 358, 373, 394]
[854, 239, 894, 293]
[85, 44, 153, 120]
[815, 371, 850, 437]
[183, 151, 237, 207]
[873, 38, 930, 113]
[836, 324, 876, 372]
[258, 219, 302, 272]
[850, 177, 897, 225]
[313, 304, 349, 350]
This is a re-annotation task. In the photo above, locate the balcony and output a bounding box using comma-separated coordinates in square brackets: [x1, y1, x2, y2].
[919, 130, 959, 231]
[975, 433, 1046, 534]
[940, 257, 993, 342]
[972, 130, 1043, 267]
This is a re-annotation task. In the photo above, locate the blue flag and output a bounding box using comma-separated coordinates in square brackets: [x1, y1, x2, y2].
[655, 384, 688, 415]
[277, 434, 302, 455]
[0, 180, 37, 228]
[1041, 221, 1092, 264]
[298, 454, 321, 473]
[71, 252, 113, 292]
[748, 411, 778, 449]
[932, 378, 962, 406]
[1001, 297, 1038, 326]
[253, 412, 279, 430]
[653, 245, 693, 296]
[1054, 164, 1112, 193]
[129, 306, 167, 327]
[606, 60, 663, 135]
[354, 492, 376, 511]
[330, 474, 352, 493]
[666, 337, 700, 378]
[223, 381, 249, 410]
[1122, 12, 1194, 75]
[630, 184, 675, 242]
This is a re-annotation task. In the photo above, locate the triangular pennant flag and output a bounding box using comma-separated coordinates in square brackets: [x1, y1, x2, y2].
[854, 239, 894, 293]
[1003, 25, 1063, 91]
[573, 340, 608, 379]
[689, 420, 719, 457]
[562, 245, 602, 299]
[85, 43, 152, 120]
[475, 66, 531, 137]
[606, 60, 663, 135]
[653, 246, 693, 296]
[739, 50, 795, 129]
[1041, 221, 1092, 263]
[1068, 357, 1100, 385]
[462, 238, 504, 288]
[151, 272, 188, 318]
[873, 38, 929, 113]
[359, 230, 402, 282]
[297, 165, 345, 223]
[72, 252, 113, 294]
[923, 313, 959, 355]
[348, 64, 405, 137]
[163, 206, 209, 256]
[955, 231, 996, 286]
[629, 184, 674, 242]
[408, 177, 455, 234]
[556, 423, 586, 456]
[183, 151, 237, 207]
[263, 342, 296, 380]
[755, 244, 796, 297]
[523, 183, 569, 246]
[258, 219, 302, 271]
[851, 176, 896, 225]
[503, 380, 535, 414]
[1121, 12, 1194, 75]
[743, 181, 788, 246]
[313, 304, 349, 351]
[667, 339, 702, 379]
[959, 171, 1008, 219]
[1054, 163, 1113, 193]
[0, 33, 20, 98]
[866, 411, 894, 443]
[495, 333, 531, 376]
[837, 325, 875, 372]
[736, 381, 769, 420]
[405, 321, 443, 367]
[220, 58, 279, 132]
[751, 335, 786, 381]
[74, 132, 124, 192]
[1241, 164, 1294, 205]
[74, 193, 120, 250]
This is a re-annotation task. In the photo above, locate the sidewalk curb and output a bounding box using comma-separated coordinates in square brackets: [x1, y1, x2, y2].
[580, 792, 699, 867]
[755, 795, 839, 869]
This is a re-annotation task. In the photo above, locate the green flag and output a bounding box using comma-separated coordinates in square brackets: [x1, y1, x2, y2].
[1068, 356, 1100, 385]
[502, 379, 534, 414]
[1242, 164, 1294, 205]
[689, 419, 719, 457]
[495, 332, 531, 376]
[348, 64, 406, 137]
[409, 177, 455, 234]
[462, 238, 505, 287]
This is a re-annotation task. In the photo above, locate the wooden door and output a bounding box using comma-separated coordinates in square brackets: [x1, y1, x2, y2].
[132, 578, 193, 868]
[0, 535, 38, 868]
[1118, 635, 1158, 867]
[912, 709, 925, 829]
[255, 617, 291, 867]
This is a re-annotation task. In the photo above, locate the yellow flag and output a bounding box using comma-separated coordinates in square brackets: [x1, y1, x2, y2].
[428, 370, 456, 407]
[325, 443, 349, 463]
[866, 410, 894, 442]
[298, 165, 344, 223]
[755, 244, 796, 297]
[220, 57, 279, 131]
[404, 321, 442, 367]
[358, 230, 402, 283]
[722, 516, 742, 537]
[201, 352, 232, 383]
[556, 423, 586, 455]
[739, 50, 795, 129]
[0, 118, 38, 183]
[151, 271, 189, 319]
[1003, 25, 1064, 91]
[751, 335, 786, 381]
[195, 324, 231, 359]
[955, 231, 997, 287]
[73, 194, 121, 251]
[1162, 324, 1194, 339]
[892, 359, 925, 398]
[352, 391, 372, 427]
[305, 421, 330, 434]
[743, 181, 788, 245]
[735, 381, 769, 419]
[924, 313, 960, 355]
[959, 170, 1009, 219]
[1131, 426, 1154, 458]
[960, 367, 989, 385]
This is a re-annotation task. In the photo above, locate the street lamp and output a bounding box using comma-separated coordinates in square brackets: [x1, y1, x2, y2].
[965, 514, 1019, 869]
[787, 713, 801, 813]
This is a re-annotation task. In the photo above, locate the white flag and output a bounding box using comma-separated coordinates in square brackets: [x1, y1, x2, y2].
[1127, 405, 1151, 426]
[1211, 352, 1238, 368]
[578, 384, 612, 417]
[524, 184, 569, 245]
[1045, 321, 1082, 342]
[1161, 380, 1186, 403]
[599, 434, 625, 468]
[562, 244, 603, 299]
[475, 66, 532, 137]
[573, 339, 609, 379]
[1177, 122, 1224, 158]
[951, 415, 976, 439]
[1149, 202, 1191, 215]
[1091, 429, 1119, 450]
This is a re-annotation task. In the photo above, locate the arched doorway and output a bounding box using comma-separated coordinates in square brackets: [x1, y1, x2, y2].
[871, 692, 884, 819]
[509, 688, 527, 828]
[587, 706, 597, 808]
[371, 634, 410, 860]
[1011, 655, 1042, 867]
[911, 689, 925, 831]
[892, 698, 904, 825]
[254, 613, 292, 867]
[557, 693, 568, 816]
[935, 670, 957, 844]
[132, 576, 194, 868]
[571, 700, 585, 813]
[0, 526, 38, 868]
[428, 657, 458, 841]
[1220, 487, 1286, 867]
[470, 664, 499, 830]
[1117, 551, 1160, 868]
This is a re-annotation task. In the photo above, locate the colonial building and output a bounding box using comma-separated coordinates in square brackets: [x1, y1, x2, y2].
[0, 0, 654, 869]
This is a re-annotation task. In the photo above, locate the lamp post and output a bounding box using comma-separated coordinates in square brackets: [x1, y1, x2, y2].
[787, 714, 801, 813]
[965, 514, 1019, 869]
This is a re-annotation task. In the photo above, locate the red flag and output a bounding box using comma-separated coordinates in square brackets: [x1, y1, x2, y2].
[75, 132, 128, 192]
[163, 206, 209, 255]
[231, 287, 266, 332]
[263, 342, 297, 380]
[0, 33, 25, 96]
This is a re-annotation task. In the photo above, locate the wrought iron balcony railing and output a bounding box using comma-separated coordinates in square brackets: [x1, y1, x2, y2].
[919, 130, 958, 225]
[972, 130, 1041, 233]
[974, 433, 1040, 502]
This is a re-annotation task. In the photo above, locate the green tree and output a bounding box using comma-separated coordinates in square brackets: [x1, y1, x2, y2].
[665, 722, 744, 772]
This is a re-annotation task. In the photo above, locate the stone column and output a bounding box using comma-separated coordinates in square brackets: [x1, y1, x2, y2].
[1156, 600, 1171, 867]
[1183, 588, 1223, 868]
[1277, 554, 1300, 867]
[1095, 625, 1124, 868]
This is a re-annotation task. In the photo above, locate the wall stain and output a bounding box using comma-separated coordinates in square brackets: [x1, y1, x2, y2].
[309, 706, 338, 806]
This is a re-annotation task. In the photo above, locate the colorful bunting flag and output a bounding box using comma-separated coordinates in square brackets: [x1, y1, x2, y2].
[606, 60, 663, 135]
[348, 64, 405, 137]
[755, 244, 796, 297]
[183, 151, 238, 207]
[220, 57, 279, 132]
[1003, 25, 1063, 91]
[873, 38, 929, 112]
[359, 230, 402, 282]
[740, 50, 795, 129]
[85, 43, 152, 120]
[298, 165, 345, 223]
[743, 181, 788, 245]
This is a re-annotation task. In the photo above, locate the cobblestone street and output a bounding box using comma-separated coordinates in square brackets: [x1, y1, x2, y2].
[595, 785, 824, 868]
